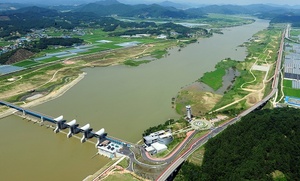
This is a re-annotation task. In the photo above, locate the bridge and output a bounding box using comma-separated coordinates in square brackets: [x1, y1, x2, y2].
[156, 27, 286, 181]
[0, 99, 132, 148]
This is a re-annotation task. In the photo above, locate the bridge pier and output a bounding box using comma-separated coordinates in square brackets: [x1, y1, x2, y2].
[54, 120, 67, 133]
[40, 117, 44, 126]
[81, 128, 93, 143]
[66, 120, 79, 138]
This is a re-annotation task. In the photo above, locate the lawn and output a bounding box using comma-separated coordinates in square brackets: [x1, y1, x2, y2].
[283, 79, 292, 88]
[200, 68, 226, 91]
[282, 80, 300, 97]
[103, 173, 140, 181]
[283, 80, 300, 98]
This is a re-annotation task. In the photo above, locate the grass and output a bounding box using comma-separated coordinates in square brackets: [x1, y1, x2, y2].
[123, 59, 151, 67]
[151, 49, 167, 59]
[0, 41, 11, 46]
[199, 59, 238, 91]
[290, 30, 300, 37]
[283, 79, 292, 88]
[39, 57, 60, 63]
[13, 60, 41, 68]
[103, 173, 140, 181]
[283, 87, 300, 98]
[117, 158, 129, 169]
[200, 68, 225, 91]
[187, 145, 205, 166]
[211, 28, 282, 112]
[283, 79, 300, 98]
[154, 136, 185, 158]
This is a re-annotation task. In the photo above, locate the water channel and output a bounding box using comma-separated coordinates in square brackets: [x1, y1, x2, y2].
[0, 19, 269, 180]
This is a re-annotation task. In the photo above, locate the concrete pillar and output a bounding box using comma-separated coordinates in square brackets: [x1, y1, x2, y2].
[40, 117, 44, 126]
[95, 137, 101, 148]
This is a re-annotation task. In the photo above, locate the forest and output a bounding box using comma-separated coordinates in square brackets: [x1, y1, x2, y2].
[36, 37, 84, 49]
[109, 22, 208, 38]
[175, 107, 300, 181]
[271, 15, 300, 27]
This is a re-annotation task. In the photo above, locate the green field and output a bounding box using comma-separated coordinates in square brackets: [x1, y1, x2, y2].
[283, 79, 300, 97]
[290, 29, 300, 37]
[200, 69, 225, 90]
[199, 59, 238, 91]
[13, 60, 41, 68]
[103, 173, 139, 181]
[0, 41, 11, 46]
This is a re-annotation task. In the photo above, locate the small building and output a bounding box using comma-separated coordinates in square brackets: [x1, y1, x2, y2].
[157, 34, 167, 39]
[143, 130, 173, 146]
[145, 146, 155, 153]
[151, 142, 167, 153]
[100, 140, 110, 146]
[97, 141, 123, 159]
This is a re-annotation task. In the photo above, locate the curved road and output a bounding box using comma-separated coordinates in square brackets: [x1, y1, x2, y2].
[155, 27, 286, 181]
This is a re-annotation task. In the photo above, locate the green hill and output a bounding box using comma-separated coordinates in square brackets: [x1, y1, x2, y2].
[175, 108, 300, 181]
[73, 0, 195, 18]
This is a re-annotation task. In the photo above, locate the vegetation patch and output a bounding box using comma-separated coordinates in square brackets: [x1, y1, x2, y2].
[283, 79, 300, 97]
[199, 59, 238, 91]
[150, 49, 167, 59]
[123, 59, 151, 67]
[13, 60, 41, 68]
[176, 88, 222, 116]
[154, 136, 185, 158]
[176, 108, 300, 181]
[117, 158, 129, 169]
[142, 118, 189, 137]
[103, 173, 140, 181]
[199, 69, 225, 90]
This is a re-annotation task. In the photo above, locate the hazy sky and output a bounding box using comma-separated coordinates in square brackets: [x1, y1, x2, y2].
[5, 0, 300, 6]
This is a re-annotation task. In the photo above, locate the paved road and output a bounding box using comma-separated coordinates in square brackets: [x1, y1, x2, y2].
[156, 27, 286, 181]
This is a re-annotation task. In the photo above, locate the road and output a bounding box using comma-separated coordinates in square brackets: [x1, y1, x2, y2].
[156, 27, 286, 181]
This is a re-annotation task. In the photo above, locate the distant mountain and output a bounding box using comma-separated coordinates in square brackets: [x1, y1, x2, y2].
[74, 2, 133, 16]
[185, 4, 298, 18]
[48, 5, 82, 12]
[185, 5, 247, 17]
[0, 3, 32, 11]
[158, 1, 191, 10]
[2, 6, 59, 16]
[74, 0, 197, 18]
[94, 0, 121, 6]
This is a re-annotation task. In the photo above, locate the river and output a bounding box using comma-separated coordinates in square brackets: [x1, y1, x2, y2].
[0, 19, 269, 181]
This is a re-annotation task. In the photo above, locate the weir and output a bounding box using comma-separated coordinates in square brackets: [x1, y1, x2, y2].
[0, 100, 132, 149]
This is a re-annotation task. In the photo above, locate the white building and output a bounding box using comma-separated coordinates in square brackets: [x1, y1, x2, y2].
[145, 142, 168, 154]
[143, 130, 173, 146]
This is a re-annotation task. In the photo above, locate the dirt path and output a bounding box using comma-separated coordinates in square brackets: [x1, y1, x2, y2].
[214, 39, 277, 112]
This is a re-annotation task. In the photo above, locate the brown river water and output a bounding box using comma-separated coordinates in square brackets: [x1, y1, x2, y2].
[0, 19, 269, 181]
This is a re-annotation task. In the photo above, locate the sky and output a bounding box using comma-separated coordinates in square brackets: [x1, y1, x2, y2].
[5, 0, 300, 6]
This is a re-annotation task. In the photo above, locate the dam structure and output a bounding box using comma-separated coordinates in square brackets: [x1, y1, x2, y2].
[0, 100, 131, 157]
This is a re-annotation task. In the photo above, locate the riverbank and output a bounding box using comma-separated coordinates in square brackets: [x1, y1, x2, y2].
[0, 72, 86, 118]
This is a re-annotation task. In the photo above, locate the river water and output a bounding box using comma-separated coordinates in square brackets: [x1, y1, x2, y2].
[0, 19, 269, 181]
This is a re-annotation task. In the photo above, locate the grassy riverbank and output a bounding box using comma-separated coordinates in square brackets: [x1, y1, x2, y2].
[199, 58, 238, 91]
[175, 25, 282, 117]
[0, 39, 180, 106]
